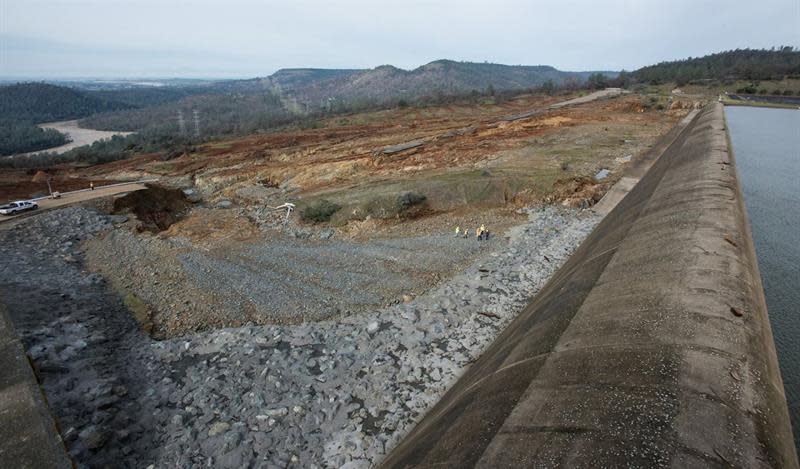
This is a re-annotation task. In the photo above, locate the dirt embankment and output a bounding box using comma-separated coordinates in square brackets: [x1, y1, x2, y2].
[112, 185, 191, 232]
[0, 169, 122, 203]
[65, 93, 693, 223]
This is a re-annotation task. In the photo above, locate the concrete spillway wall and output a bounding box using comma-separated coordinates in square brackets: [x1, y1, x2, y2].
[382, 103, 798, 468]
[0, 303, 72, 468]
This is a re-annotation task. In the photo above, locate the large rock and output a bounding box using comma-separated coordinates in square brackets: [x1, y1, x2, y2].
[208, 421, 230, 437]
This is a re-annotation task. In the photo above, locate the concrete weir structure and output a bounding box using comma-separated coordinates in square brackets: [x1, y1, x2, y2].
[382, 104, 798, 468]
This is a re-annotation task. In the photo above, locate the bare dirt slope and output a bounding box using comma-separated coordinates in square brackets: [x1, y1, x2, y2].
[79, 92, 696, 216]
[68, 90, 700, 338]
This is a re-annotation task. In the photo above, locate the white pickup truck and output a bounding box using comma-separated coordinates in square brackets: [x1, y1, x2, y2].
[0, 200, 38, 215]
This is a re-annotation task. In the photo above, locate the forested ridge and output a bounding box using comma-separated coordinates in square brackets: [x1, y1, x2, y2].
[0, 82, 130, 123]
[633, 47, 800, 84]
[0, 119, 70, 156]
[0, 82, 132, 156]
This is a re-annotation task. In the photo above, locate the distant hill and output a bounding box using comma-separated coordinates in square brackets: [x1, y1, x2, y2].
[221, 60, 611, 105]
[218, 68, 363, 93]
[79, 60, 613, 134]
[634, 47, 800, 84]
[0, 82, 130, 123]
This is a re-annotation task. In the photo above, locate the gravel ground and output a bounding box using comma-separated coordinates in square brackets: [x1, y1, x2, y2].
[86, 216, 502, 336]
[0, 205, 599, 468]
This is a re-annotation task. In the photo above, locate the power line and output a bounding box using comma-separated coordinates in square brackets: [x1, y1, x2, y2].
[177, 110, 186, 134]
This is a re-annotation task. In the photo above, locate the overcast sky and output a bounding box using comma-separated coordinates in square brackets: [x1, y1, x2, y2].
[1, 0, 798, 79]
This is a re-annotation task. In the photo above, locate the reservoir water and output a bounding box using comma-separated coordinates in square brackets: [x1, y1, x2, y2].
[725, 106, 800, 448]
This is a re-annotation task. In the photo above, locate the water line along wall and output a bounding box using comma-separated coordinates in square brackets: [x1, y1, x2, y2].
[381, 103, 798, 468]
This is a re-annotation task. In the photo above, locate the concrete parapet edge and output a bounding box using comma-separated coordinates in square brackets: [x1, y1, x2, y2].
[381, 103, 798, 468]
[0, 301, 73, 468]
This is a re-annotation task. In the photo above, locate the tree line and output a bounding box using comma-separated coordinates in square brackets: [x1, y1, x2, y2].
[633, 47, 800, 85]
[0, 119, 70, 156]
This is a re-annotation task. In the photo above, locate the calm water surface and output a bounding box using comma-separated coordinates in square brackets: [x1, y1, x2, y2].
[725, 105, 799, 448]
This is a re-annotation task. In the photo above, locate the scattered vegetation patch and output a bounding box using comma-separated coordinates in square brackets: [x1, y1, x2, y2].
[396, 191, 428, 217]
[122, 292, 154, 335]
[300, 199, 342, 223]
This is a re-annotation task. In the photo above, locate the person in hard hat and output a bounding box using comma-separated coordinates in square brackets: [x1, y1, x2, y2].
[476, 226, 482, 241]
[90, 182, 94, 191]
[455, 226, 461, 237]
[479, 224, 486, 240]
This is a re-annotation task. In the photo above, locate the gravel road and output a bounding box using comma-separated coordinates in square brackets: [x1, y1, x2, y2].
[0, 205, 598, 468]
[0, 183, 148, 226]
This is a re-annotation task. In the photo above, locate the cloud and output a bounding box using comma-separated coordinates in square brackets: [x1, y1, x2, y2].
[1, 0, 798, 78]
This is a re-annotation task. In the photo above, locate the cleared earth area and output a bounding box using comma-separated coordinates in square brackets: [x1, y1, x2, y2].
[0, 89, 699, 466]
[72, 90, 698, 339]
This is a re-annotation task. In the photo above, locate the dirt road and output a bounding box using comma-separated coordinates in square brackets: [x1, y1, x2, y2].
[27, 120, 133, 155]
[0, 182, 149, 226]
[548, 87, 626, 109]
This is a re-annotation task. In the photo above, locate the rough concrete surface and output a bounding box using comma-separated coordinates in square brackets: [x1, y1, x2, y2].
[382, 103, 798, 468]
[0, 303, 72, 469]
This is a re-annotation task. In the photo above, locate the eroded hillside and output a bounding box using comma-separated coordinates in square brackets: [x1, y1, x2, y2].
[58, 90, 700, 338]
[81, 91, 694, 218]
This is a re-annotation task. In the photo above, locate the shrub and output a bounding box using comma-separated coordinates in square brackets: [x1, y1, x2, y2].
[397, 191, 426, 209]
[300, 199, 341, 223]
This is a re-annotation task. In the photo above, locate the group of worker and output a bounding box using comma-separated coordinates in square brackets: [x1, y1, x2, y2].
[454, 224, 490, 241]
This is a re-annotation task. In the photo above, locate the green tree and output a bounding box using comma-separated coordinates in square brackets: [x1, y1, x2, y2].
[540, 79, 556, 95]
[587, 73, 608, 90]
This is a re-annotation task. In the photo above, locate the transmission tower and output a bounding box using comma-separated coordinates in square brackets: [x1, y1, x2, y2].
[192, 109, 201, 138]
[177, 110, 186, 134]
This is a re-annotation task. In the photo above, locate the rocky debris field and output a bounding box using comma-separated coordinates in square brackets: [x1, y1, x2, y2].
[85, 209, 501, 337]
[0, 205, 598, 468]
